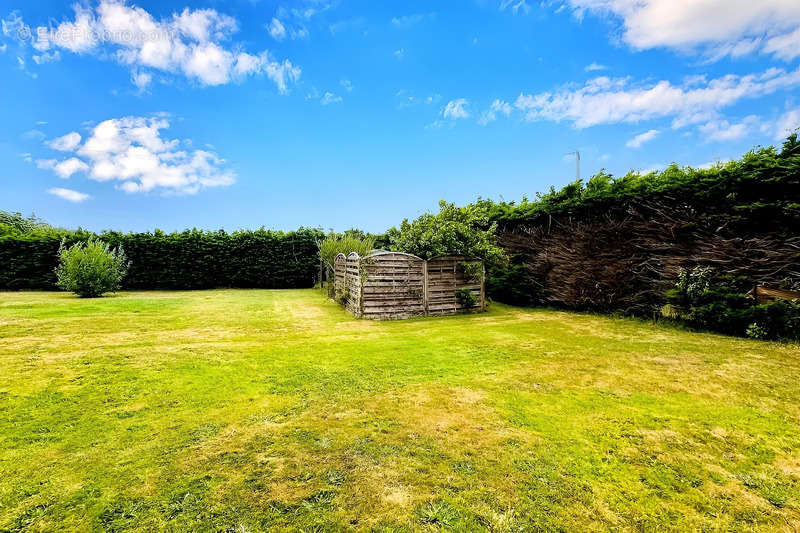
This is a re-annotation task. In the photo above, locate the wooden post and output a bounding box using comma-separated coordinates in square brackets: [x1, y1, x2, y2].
[423, 259, 429, 317]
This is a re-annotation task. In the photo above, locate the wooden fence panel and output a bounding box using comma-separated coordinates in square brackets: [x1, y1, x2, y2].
[748, 286, 800, 304]
[333, 253, 346, 299]
[331, 251, 485, 320]
[345, 252, 362, 317]
[360, 252, 425, 319]
[426, 256, 485, 316]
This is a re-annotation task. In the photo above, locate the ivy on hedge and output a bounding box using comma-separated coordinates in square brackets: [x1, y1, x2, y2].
[0, 226, 323, 290]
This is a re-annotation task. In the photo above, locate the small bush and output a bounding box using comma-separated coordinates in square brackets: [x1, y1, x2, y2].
[664, 266, 800, 341]
[486, 262, 542, 306]
[746, 323, 767, 340]
[455, 288, 478, 308]
[55, 238, 129, 298]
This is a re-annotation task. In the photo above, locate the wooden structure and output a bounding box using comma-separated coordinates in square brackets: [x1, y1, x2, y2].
[747, 286, 800, 304]
[333, 251, 485, 320]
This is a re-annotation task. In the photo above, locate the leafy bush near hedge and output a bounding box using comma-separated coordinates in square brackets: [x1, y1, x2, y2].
[663, 266, 800, 341]
[55, 239, 130, 297]
[485, 263, 541, 307]
[0, 223, 323, 290]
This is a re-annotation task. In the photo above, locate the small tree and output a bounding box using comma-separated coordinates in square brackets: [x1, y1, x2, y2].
[55, 238, 129, 298]
[387, 200, 506, 264]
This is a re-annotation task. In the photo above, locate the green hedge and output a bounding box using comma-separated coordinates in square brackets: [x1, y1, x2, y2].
[0, 227, 323, 290]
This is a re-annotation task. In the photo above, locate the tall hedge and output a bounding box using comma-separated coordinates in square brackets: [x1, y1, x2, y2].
[483, 134, 800, 314]
[0, 227, 323, 290]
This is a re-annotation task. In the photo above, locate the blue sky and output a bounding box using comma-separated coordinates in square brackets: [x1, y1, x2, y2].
[1, 0, 799, 233]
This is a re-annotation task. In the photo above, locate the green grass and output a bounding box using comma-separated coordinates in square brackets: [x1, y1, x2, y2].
[1, 289, 799, 532]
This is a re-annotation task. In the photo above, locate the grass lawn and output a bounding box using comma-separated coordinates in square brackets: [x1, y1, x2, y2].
[1, 289, 799, 531]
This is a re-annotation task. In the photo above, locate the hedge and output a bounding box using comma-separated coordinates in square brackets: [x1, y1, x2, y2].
[0, 227, 323, 290]
[483, 134, 800, 315]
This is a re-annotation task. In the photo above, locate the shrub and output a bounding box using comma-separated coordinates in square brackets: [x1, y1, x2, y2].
[55, 239, 129, 298]
[675, 266, 714, 300]
[455, 288, 478, 308]
[664, 266, 800, 341]
[486, 263, 541, 306]
[318, 234, 376, 270]
[318, 233, 376, 298]
[746, 323, 767, 340]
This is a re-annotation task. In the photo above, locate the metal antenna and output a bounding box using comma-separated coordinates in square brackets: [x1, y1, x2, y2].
[565, 150, 581, 180]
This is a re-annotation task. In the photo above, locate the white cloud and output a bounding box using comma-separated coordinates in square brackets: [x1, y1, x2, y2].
[500, 0, 531, 15]
[47, 131, 81, 151]
[394, 48, 405, 59]
[697, 116, 759, 142]
[36, 157, 89, 178]
[764, 27, 800, 61]
[47, 187, 90, 203]
[6, 1, 300, 92]
[770, 108, 800, 140]
[35, 115, 235, 195]
[320, 91, 342, 105]
[626, 129, 660, 148]
[131, 69, 152, 91]
[514, 66, 800, 129]
[428, 98, 471, 128]
[22, 129, 46, 141]
[563, 0, 800, 61]
[261, 58, 302, 94]
[340, 78, 353, 92]
[478, 99, 512, 125]
[391, 13, 434, 29]
[32, 50, 60, 64]
[268, 17, 286, 41]
[442, 98, 470, 120]
[271, 1, 332, 40]
[56, 158, 90, 178]
[584, 62, 606, 71]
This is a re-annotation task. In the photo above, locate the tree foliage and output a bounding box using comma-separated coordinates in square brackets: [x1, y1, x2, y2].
[387, 200, 506, 264]
[55, 238, 129, 298]
[0, 211, 57, 234]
